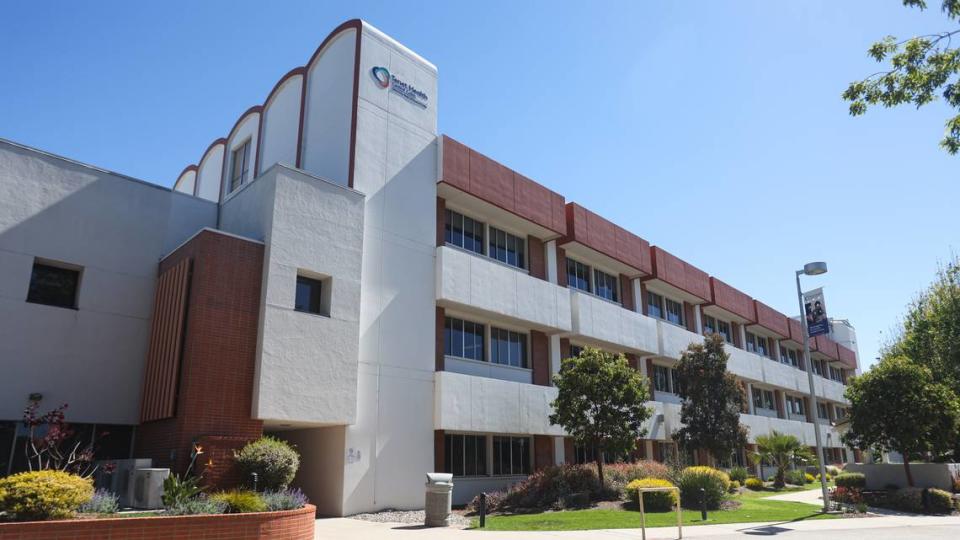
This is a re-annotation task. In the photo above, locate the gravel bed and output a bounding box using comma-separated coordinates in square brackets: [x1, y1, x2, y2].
[349, 509, 472, 528]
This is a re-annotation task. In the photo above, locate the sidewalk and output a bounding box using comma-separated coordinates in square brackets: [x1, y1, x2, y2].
[315, 514, 960, 539]
[765, 487, 823, 506]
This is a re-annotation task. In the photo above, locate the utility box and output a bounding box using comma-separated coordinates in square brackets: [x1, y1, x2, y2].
[424, 472, 453, 527]
[128, 468, 170, 509]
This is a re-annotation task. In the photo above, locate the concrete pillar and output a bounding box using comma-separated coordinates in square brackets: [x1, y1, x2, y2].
[746, 382, 755, 414]
[631, 278, 643, 314]
[772, 339, 781, 362]
[739, 324, 748, 350]
[693, 304, 703, 334]
[549, 334, 562, 382]
[545, 240, 558, 284]
[644, 440, 655, 462]
[553, 437, 565, 465]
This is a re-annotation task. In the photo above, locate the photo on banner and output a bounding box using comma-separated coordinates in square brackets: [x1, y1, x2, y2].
[803, 287, 830, 337]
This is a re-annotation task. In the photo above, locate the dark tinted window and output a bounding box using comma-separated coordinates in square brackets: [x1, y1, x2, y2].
[295, 276, 323, 315]
[27, 262, 80, 309]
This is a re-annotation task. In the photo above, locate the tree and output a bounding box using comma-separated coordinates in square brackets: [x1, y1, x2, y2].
[752, 431, 815, 489]
[550, 347, 652, 487]
[842, 1, 960, 154]
[672, 333, 749, 464]
[842, 356, 960, 486]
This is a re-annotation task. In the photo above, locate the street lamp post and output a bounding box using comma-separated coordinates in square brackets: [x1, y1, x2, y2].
[795, 261, 831, 513]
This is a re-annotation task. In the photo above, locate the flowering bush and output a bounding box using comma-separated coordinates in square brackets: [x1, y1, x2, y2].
[78, 488, 119, 515]
[466, 464, 603, 512]
[729, 480, 741, 493]
[235, 437, 300, 491]
[20, 402, 114, 478]
[745, 477, 764, 490]
[832, 486, 863, 506]
[165, 495, 228, 516]
[805, 473, 816, 483]
[625, 478, 677, 511]
[606, 461, 671, 490]
[261, 488, 308, 511]
[0, 470, 93, 520]
[678, 466, 730, 510]
[210, 490, 267, 513]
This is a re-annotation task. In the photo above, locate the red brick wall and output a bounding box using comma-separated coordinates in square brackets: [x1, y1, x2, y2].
[530, 330, 550, 386]
[136, 231, 264, 486]
[754, 300, 790, 338]
[435, 306, 445, 371]
[0, 505, 315, 540]
[563, 438, 575, 464]
[620, 274, 634, 311]
[709, 277, 755, 323]
[528, 235, 545, 279]
[563, 203, 651, 275]
[556, 247, 567, 287]
[534, 435, 554, 470]
[436, 197, 446, 247]
[434, 430, 445, 473]
[649, 246, 711, 301]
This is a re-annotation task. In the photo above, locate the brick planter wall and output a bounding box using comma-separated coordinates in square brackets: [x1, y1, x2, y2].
[0, 504, 315, 540]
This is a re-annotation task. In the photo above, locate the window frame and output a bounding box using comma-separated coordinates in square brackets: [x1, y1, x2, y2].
[229, 139, 251, 193]
[443, 433, 488, 477]
[443, 316, 486, 362]
[490, 326, 529, 369]
[26, 259, 82, 310]
[664, 297, 685, 327]
[492, 435, 531, 476]
[444, 208, 486, 256]
[566, 257, 593, 294]
[488, 225, 526, 270]
[593, 268, 619, 303]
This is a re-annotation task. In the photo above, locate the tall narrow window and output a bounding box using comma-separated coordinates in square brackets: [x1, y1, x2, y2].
[716, 319, 732, 343]
[444, 209, 485, 255]
[665, 298, 684, 326]
[229, 140, 251, 193]
[489, 227, 525, 269]
[492, 436, 530, 475]
[703, 315, 716, 335]
[443, 434, 487, 477]
[491, 327, 528, 368]
[566, 258, 591, 293]
[654, 365, 673, 393]
[647, 291, 664, 319]
[26, 260, 81, 309]
[444, 317, 485, 361]
[593, 269, 618, 302]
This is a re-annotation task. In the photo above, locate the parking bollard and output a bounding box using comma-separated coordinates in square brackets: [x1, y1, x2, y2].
[479, 492, 487, 528]
[700, 488, 707, 521]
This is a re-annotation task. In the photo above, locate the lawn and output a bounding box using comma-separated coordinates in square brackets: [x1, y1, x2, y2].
[474, 488, 837, 531]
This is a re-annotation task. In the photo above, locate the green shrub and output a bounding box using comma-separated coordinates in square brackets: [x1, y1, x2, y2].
[678, 466, 730, 510]
[745, 477, 764, 490]
[165, 496, 228, 516]
[625, 478, 677, 511]
[0, 470, 93, 521]
[727, 466, 748, 484]
[261, 488, 308, 511]
[209, 490, 267, 513]
[468, 464, 602, 512]
[825, 465, 842, 477]
[729, 480, 741, 493]
[834, 473, 866, 489]
[785, 469, 806, 486]
[816, 473, 832, 482]
[162, 473, 202, 508]
[805, 473, 816, 483]
[885, 487, 955, 514]
[78, 488, 119, 515]
[235, 437, 300, 491]
[606, 461, 671, 487]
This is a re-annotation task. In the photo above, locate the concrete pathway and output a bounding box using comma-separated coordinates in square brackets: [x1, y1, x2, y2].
[765, 488, 823, 506]
[316, 514, 960, 539]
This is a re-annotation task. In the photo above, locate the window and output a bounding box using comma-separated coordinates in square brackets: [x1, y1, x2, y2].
[647, 291, 663, 319]
[444, 317, 485, 361]
[294, 275, 326, 315]
[786, 396, 805, 416]
[593, 269, 619, 302]
[491, 327, 528, 368]
[835, 407, 848, 420]
[574, 443, 627, 465]
[817, 402, 830, 420]
[488, 227, 525, 269]
[704, 315, 733, 343]
[780, 346, 799, 368]
[568, 344, 584, 359]
[492, 436, 530, 475]
[665, 298, 684, 326]
[829, 366, 844, 382]
[566, 258, 592, 293]
[26, 260, 81, 309]
[746, 332, 769, 357]
[813, 359, 825, 377]
[752, 388, 776, 411]
[445, 209, 485, 255]
[229, 140, 251, 193]
[654, 364, 678, 394]
[443, 434, 486, 477]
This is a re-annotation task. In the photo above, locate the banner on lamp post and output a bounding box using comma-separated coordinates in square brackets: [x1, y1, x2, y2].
[803, 287, 830, 337]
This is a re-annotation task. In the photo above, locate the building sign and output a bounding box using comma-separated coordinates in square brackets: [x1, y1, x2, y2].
[803, 287, 830, 337]
[370, 66, 428, 108]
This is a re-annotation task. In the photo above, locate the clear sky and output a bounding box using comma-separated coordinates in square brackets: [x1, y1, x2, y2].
[2, 1, 957, 370]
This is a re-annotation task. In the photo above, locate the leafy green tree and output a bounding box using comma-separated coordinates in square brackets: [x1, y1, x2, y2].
[842, 1, 960, 153]
[842, 356, 960, 486]
[752, 431, 814, 489]
[550, 347, 652, 487]
[672, 333, 749, 464]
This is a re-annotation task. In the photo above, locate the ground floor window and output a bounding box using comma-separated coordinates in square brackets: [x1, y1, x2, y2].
[444, 433, 532, 478]
[573, 443, 627, 465]
[493, 436, 531, 476]
[443, 434, 487, 477]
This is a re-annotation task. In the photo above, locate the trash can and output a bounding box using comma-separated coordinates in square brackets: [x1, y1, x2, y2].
[424, 472, 454, 527]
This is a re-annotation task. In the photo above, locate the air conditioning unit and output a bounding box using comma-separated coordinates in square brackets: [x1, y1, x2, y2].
[128, 468, 170, 509]
[93, 458, 152, 507]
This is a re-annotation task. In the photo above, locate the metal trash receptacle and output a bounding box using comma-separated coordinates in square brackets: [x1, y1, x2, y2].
[424, 472, 454, 527]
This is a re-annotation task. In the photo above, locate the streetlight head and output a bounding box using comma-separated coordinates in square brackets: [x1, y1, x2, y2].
[803, 262, 828, 276]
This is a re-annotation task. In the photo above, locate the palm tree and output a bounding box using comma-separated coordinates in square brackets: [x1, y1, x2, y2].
[752, 431, 814, 489]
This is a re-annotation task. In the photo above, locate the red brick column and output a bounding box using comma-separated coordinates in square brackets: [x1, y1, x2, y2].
[620, 275, 634, 311]
[434, 430, 445, 473]
[564, 438, 576, 464]
[556, 247, 567, 287]
[436, 197, 446, 247]
[534, 435, 554, 470]
[528, 235, 545, 279]
[531, 330, 550, 386]
[436, 306, 446, 371]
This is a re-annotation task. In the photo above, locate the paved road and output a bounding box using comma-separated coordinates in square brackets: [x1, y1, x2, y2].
[315, 515, 960, 539]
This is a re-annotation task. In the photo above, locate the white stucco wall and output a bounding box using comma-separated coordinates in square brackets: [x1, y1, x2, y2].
[174, 169, 196, 195]
[220, 164, 364, 426]
[569, 290, 659, 354]
[196, 143, 225, 202]
[0, 139, 217, 424]
[258, 75, 303, 175]
[436, 246, 572, 333]
[300, 28, 357, 186]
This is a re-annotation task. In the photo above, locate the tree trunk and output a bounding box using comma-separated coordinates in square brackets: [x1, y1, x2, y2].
[902, 454, 914, 487]
[596, 456, 605, 489]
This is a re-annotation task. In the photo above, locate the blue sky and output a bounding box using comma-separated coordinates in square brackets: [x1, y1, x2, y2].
[2, 1, 957, 370]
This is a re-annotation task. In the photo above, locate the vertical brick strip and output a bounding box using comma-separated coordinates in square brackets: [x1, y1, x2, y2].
[434, 430, 445, 473]
[527, 235, 545, 279]
[556, 247, 567, 287]
[436, 306, 445, 371]
[645, 357, 656, 398]
[533, 435, 554, 470]
[620, 274, 634, 311]
[436, 197, 446, 247]
[683, 302, 696, 333]
[639, 282, 649, 315]
[141, 258, 190, 422]
[774, 390, 785, 418]
[564, 437, 575, 464]
[559, 338, 571, 361]
[530, 330, 550, 386]
[732, 322, 742, 348]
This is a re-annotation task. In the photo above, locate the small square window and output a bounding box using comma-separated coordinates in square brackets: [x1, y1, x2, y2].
[27, 260, 81, 309]
[295, 275, 328, 316]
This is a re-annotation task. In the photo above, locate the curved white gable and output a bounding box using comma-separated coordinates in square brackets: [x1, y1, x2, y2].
[259, 74, 303, 176]
[196, 143, 225, 202]
[223, 111, 261, 199]
[174, 169, 197, 195]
